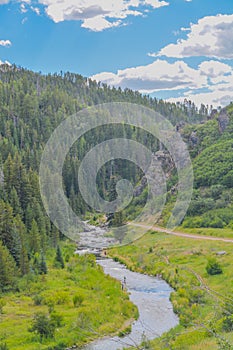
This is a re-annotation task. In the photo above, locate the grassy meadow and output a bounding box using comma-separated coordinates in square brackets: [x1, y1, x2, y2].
[0, 242, 138, 350]
[109, 229, 233, 349]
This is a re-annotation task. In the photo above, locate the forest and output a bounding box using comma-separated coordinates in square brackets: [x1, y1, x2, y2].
[0, 63, 208, 288]
[1, 63, 233, 349]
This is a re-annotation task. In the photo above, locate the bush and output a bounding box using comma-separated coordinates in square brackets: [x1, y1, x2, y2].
[206, 258, 223, 275]
[33, 294, 44, 306]
[29, 312, 56, 341]
[45, 291, 69, 307]
[118, 325, 131, 337]
[0, 344, 8, 350]
[0, 299, 6, 314]
[222, 315, 233, 332]
[73, 294, 84, 307]
[29, 311, 63, 342]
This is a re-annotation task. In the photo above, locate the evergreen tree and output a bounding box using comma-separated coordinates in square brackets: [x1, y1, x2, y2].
[29, 219, 41, 255]
[0, 241, 18, 291]
[54, 245, 65, 269]
[38, 252, 47, 275]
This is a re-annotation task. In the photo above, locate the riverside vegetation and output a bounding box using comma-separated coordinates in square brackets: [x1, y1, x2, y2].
[0, 241, 138, 349]
[109, 230, 233, 349]
[1, 63, 233, 348]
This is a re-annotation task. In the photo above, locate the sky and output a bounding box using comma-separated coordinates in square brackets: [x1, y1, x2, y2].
[0, 0, 233, 107]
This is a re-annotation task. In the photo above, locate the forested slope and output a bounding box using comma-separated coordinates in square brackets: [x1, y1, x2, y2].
[0, 64, 206, 291]
[179, 104, 233, 229]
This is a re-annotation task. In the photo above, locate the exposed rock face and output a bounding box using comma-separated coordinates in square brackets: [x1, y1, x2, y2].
[218, 108, 229, 133]
[176, 121, 186, 132]
[209, 109, 218, 119]
[133, 176, 147, 197]
[189, 131, 199, 147]
[133, 150, 175, 198]
[155, 150, 174, 175]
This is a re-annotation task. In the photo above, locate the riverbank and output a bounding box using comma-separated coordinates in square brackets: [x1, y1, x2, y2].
[84, 258, 178, 350]
[0, 242, 137, 350]
[108, 229, 233, 349]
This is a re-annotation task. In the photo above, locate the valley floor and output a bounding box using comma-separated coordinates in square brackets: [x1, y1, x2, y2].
[0, 242, 138, 350]
[109, 227, 233, 349]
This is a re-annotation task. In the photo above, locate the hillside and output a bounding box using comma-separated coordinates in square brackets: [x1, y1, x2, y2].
[178, 104, 233, 230]
[0, 64, 233, 349]
[0, 63, 207, 281]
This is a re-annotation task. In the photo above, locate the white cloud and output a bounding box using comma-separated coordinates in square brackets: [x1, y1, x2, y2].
[167, 62, 233, 107]
[0, 39, 11, 47]
[144, 0, 169, 8]
[0, 60, 11, 65]
[20, 3, 27, 13]
[91, 59, 208, 93]
[0, 0, 9, 4]
[199, 60, 232, 78]
[91, 58, 233, 107]
[31, 6, 40, 15]
[81, 16, 121, 32]
[38, 0, 169, 31]
[151, 14, 233, 59]
[167, 88, 233, 108]
[22, 17, 28, 24]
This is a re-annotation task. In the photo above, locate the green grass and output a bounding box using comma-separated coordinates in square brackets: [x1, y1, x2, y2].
[178, 226, 233, 238]
[0, 242, 138, 349]
[109, 230, 233, 349]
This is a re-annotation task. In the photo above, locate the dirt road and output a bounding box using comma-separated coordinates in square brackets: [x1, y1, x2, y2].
[128, 223, 233, 243]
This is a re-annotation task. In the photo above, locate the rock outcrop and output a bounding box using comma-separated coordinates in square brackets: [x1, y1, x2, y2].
[218, 108, 229, 133]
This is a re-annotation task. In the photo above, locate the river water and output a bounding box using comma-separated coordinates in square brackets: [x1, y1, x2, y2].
[78, 224, 179, 349]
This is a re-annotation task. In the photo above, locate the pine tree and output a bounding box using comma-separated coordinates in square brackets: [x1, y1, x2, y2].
[29, 219, 41, 255]
[55, 245, 64, 269]
[0, 241, 18, 291]
[20, 240, 29, 276]
[9, 187, 22, 216]
[38, 252, 47, 275]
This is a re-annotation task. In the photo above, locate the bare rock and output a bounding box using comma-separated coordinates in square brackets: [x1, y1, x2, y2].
[218, 109, 229, 133]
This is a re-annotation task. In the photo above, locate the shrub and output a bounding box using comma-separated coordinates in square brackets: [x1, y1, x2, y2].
[0, 299, 6, 314]
[29, 312, 56, 341]
[222, 315, 233, 332]
[45, 291, 69, 307]
[29, 311, 63, 342]
[206, 258, 223, 275]
[118, 325, 131, 337]
[33, 294, 44, 306]
[73, 294, 84, 307]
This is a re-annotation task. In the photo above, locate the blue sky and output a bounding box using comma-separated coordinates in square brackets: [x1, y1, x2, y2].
[0, 0, 233, 107]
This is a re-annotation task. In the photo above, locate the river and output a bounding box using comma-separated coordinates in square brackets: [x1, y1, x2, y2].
[77, 224, 179, 349]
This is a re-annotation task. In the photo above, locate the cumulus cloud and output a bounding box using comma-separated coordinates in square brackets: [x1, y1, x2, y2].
[167, 61, 233, 107]
[167, 87, 233, 108]
[199, 60, 232, 78]
[0, 39, 11, 47]
[91, 59, 208, 93]
[81, 16, 121, 32]
[150, 14, 233, 59]
[91, 58, 233, 107]
[38, 0, 169, 31]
